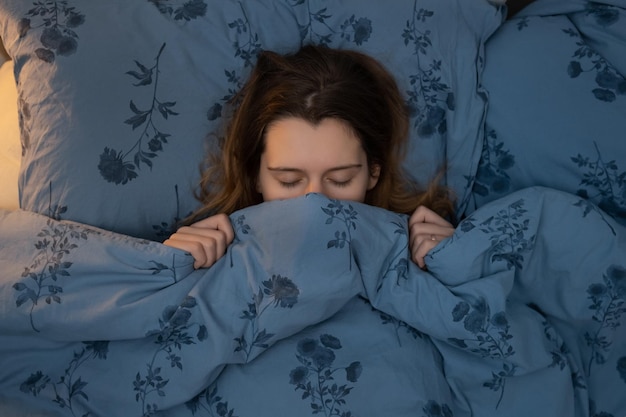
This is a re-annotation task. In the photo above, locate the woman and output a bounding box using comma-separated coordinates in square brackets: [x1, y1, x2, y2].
[164, 45, 455, 269]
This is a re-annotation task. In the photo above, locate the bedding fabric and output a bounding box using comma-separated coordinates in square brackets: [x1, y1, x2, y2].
[0, 189, 625, 417]
[467, 0, 626, 225]
[0, 0, 503, 239]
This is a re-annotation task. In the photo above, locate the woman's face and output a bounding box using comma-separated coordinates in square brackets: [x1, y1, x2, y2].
[257, 117, 380, 202]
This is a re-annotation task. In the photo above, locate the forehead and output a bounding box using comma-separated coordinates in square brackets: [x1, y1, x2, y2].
[263, 117, 365, 166]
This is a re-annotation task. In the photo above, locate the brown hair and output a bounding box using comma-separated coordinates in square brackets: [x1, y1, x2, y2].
[190, 45, 454, 222]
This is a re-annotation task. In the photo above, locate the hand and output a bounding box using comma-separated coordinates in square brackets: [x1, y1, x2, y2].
[163, 214, 235, 269]
[408, 206, 454, 269]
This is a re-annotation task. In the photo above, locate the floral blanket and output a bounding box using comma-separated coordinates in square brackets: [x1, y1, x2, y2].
[0, 188, 624, 417]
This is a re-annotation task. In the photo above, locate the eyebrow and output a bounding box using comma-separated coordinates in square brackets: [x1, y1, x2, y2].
[267, 164, 363, 173]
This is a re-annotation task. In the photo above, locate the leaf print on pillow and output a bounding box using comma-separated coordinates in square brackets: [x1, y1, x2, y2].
[18, 0, 86, 63]
[585, 2, 620, 27]
[293, 3, 373, 46]
[149, 0, 208, 21]
[402, 3, 454, 137]
[206, 3, 261, 122]
[344, 16, 373, 45]
[98, 43, 179, 184]
[229, 4, 263, 68]
[563, 8, 626, 103]
[152, 185, 194, 241]
[46, 181, 68, 221]
[206, 4, 373, 123]
[472, 128, 515, 199]
[98, 147, 138, 185]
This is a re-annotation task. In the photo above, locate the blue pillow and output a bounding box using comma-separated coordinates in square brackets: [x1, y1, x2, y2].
[467, 1, 626, 225]
[0, 0, 502, 239]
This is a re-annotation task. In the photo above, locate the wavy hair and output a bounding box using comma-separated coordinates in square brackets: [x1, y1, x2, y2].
[189, 45, 454, 223]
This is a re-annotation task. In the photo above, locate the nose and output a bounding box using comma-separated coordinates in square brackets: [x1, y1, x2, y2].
[306, 181, 323, 195]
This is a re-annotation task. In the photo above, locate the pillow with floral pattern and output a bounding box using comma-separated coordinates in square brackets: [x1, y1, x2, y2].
[466, 1, 626, 226]
[0, 0, 503, 239]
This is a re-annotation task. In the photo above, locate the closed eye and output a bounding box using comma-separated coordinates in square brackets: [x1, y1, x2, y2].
[329, 178, 353, 188]
[279, 180, 301, 189]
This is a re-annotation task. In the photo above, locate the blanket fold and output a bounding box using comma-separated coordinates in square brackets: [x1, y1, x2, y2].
[0, 188, 624, 417]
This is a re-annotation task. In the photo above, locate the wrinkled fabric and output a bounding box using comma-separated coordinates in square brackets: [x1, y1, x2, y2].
[0, 189, 624, 417]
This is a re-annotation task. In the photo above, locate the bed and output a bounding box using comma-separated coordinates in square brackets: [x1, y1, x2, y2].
[0, 0, 625, 416]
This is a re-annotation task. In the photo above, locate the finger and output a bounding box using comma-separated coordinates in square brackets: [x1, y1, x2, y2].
[173, 227, 229, 261]
[410, 238, 439, 269]
[191, 214, 235, 244]
[163, 237, 209, 269]
[409, 225, 449, 269]
[164, 214, 235, 269]
[409, 223, 454, 246]
[165, 229, 229, 268]
[409, 205, 453, 228]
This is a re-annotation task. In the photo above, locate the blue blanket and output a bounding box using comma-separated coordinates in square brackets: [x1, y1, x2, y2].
[0, 188, 624, 417]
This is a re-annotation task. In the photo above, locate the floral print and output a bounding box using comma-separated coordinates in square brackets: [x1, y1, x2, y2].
[572, 142, 626, 222]
[449, 298, 516, 408]
[235, 275, 300, 361]
[149, 0, 207, 21]
[402, 2, 454, 137]
[136, 296, 208, 415]
[323, 200, 358, 270]
[1, 188, 625, 416]
[472, 129, 515, 199]
[20, 341, 110, 415]
[18, 1, 85, 63]
[2, 0, 626, 414]
[564, 4, 626, 103]
[289, 334, 362, 416]
[99, 43, 179, 184]
[12, 218, 95, 332]
[585, 265, 626, 375]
